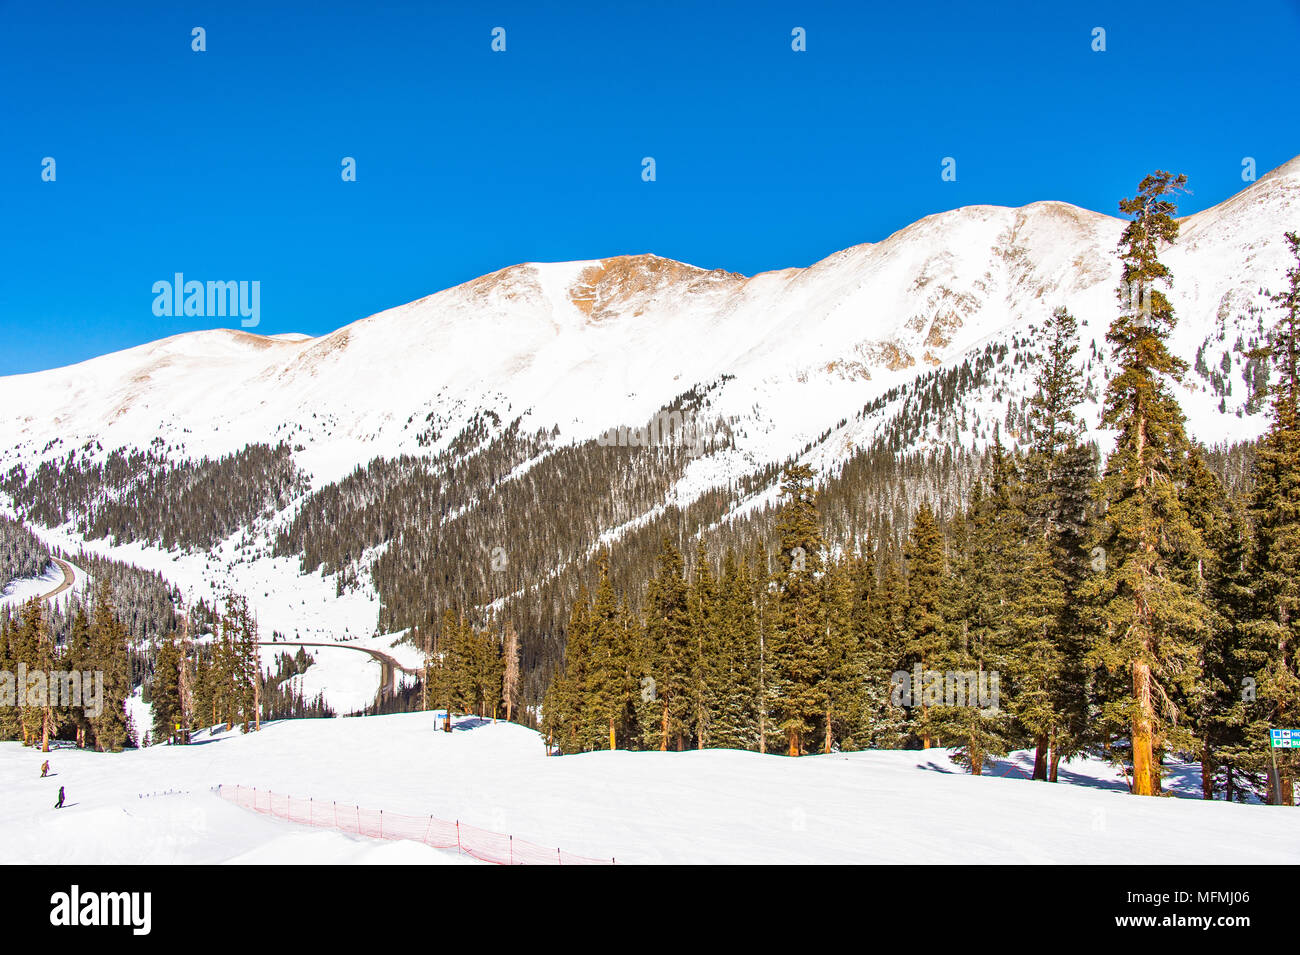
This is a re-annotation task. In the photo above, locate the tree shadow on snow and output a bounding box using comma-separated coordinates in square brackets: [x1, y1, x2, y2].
[1155, 761, 1205, 798]
[917, 752, 1135, 793]
[452, 717, 491, 731]
[918, 760, 958, 775]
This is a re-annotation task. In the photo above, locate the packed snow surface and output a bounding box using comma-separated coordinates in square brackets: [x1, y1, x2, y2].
[2, 712, 1295, 864]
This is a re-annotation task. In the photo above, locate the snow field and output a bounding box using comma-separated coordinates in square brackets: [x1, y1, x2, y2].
[2, 711, 1296, 864]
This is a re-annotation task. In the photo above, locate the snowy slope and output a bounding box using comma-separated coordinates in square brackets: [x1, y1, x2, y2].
[2, 712, 1295, 864]
[0, 158, 1295, 699]
[1, 157, 1296, 493]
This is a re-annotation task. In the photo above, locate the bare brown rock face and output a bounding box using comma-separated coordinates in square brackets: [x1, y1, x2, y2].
[569, 255, 744, 323]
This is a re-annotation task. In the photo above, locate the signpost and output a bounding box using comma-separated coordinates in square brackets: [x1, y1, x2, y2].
[1268, 729, 1299, 805]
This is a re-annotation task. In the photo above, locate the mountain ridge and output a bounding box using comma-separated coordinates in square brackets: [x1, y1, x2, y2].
[2, 156, 1296, 493]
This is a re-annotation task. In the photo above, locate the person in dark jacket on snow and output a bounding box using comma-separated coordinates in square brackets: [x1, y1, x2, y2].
[54, 786, 65, 809]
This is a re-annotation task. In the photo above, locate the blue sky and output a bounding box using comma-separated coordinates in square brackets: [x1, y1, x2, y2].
[1, 0, 1297, 375]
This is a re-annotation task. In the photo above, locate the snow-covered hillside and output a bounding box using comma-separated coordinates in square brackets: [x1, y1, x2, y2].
[1, 158, 1295, 687]
[1, 157, 1296, 493]
[2, 712, 1295, 864]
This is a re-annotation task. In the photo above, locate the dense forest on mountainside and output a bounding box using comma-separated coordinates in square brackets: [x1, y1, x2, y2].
[0, 515, 49, 588]
[273, 412, 557, 579]
[0, 515, 182, 652]
[56, 549, 183, 647]
[0, 366, 1263, 718]
[0, 442, 305, 552]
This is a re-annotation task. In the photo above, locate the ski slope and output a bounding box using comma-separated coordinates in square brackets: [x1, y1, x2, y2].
[2, 712, 1295, 864]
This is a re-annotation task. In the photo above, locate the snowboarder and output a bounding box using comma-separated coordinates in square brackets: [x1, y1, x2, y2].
[40, 760, 49, 778]
[54, 786, 65, 809]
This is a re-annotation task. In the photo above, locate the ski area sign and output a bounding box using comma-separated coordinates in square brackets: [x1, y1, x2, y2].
[1269, 729, 1300, 748]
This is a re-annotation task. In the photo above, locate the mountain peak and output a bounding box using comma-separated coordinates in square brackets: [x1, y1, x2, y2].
[1, 162, 1295, 490]
[566, 254, 745, 323]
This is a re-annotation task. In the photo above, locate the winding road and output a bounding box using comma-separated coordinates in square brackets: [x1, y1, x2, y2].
[42, 557, 77, 601]
[258, 640, 421, 701]
[1, 556, 78, 606]
[8, 555, 412, 708]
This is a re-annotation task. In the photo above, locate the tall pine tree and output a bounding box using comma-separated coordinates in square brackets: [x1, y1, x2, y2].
[1085, 171, 1209, 796]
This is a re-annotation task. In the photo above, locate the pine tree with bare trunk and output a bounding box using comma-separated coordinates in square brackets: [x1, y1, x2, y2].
[1083, 171, 1209, 796]
[501, 620, 521, 723]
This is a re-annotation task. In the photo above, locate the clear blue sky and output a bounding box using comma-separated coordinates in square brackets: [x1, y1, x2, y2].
[1, 0, 1297, 375]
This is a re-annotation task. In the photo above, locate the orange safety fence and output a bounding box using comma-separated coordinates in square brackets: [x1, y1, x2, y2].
[215, 784, 615, 865]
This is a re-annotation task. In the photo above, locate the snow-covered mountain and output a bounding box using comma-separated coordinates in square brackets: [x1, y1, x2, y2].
[3, 156, 1296, 493]
[0, 157, 1296, 647]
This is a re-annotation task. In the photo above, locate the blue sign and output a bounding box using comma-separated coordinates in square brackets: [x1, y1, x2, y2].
[1270, 729, 1300, 748]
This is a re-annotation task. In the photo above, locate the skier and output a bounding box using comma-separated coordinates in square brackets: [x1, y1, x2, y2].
[40, 760, 49, 778]
[54, 785, 65, 809]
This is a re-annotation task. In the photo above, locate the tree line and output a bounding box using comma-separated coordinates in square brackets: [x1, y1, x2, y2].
[1, 442, 305, 552]
[0, 586, 135, 752]
[418, 611, 522, 724]
[147, 594, 264, 744]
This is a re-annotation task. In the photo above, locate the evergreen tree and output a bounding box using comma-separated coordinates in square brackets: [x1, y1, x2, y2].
[710, 550, 760, 749]
[645, 539, 693, 751]
[688, 539, 720, 748]
[549, 590, 591, 754]
[1022, 307, 1096, 778]
[1084, 170, 1209, 796]
[1243, 231, 1300, 804]
[750, 542, 774, 754]
[0, 612, 20, 740]
[223, 594, 261, 733]
[855, 549, 909, 747]
[584, 562, 629, 750]
[466, 623, 504, 719]
[903, 502, 946, 748]
[769, 465, 827, 756]
[938, 454, 1018, 773]
[14, 599, 43, 746]
[89, 584, 132, 752]
[1185, 461, 1255, 798]
[32, 600, 57, 752]
[151, 634, 183, 744]
[819, 555, 866, 752]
